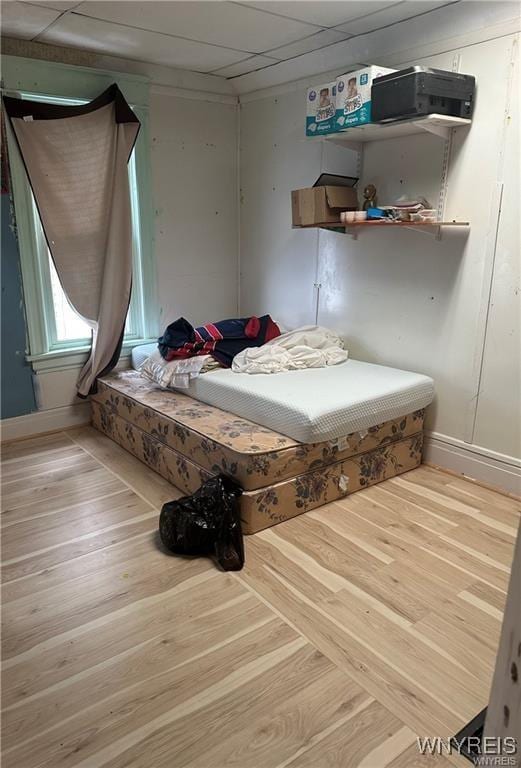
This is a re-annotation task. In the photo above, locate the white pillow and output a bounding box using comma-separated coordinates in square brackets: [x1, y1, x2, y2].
[140, 350, 219, 389]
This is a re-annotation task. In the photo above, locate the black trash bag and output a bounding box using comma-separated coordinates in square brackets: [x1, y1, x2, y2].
[159, 474, 244, 571]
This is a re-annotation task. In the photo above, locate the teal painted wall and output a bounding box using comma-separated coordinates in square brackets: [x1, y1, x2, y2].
[1, 194, 37, 418]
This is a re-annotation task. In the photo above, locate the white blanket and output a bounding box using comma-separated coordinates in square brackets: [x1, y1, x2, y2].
[231, 325, 348, 374]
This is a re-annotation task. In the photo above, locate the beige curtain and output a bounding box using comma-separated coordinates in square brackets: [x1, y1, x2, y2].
[3, 85, 140, 396]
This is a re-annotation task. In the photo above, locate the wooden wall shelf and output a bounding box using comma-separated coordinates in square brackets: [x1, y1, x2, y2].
[294, 220, 470, 240]
[301, 113, 473, 238]
[294, 220, 470, 230]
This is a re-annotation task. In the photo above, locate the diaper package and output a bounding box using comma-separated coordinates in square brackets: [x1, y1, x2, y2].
[306, 82, 336, 136]
[335, 66, 396, 129]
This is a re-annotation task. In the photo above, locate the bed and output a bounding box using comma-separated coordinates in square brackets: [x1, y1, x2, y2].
[91, 354, 433, 533]
[183, 359, 433, 443]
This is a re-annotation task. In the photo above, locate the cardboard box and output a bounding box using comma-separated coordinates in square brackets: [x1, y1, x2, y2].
[335, 65, 396, 129]
[306, 81, 336, 136]
[292, 174, 358, 226]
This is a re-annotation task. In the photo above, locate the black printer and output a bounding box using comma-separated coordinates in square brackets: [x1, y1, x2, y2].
[371, 66, 475, 123]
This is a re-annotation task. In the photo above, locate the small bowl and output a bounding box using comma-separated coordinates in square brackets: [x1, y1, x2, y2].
[345, 211, 356, 224]
[354, 211, 367, 222]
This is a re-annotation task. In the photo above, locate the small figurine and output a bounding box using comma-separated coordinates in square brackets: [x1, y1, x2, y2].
[362, 184, 377, 211]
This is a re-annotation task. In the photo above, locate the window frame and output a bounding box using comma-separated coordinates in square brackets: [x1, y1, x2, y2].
[3, 56, 158, 370]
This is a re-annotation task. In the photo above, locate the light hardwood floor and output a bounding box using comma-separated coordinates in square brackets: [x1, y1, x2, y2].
[1, 426, 519, 768]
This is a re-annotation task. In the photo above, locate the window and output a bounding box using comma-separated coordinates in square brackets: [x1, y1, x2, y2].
[49, 258, 90, 342]
[25, 118, 145, 350]
[6, 81, 156, 365]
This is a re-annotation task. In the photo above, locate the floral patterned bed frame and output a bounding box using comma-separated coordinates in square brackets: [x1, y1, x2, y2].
[91, 372, 424, 534]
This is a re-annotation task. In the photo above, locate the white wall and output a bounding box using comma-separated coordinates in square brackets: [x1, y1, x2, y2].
[472, 42, 520, 456]
[239, 29, 521, 488]
[239, 93, 322, 330]
[151, 87, 238, 329]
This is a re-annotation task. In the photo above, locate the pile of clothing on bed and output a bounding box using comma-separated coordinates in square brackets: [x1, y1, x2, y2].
[139, 314, 348, 390]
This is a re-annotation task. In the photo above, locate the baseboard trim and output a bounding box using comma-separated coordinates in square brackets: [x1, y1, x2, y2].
[424, 431, 521, 497]
[1, 403, 91, 443]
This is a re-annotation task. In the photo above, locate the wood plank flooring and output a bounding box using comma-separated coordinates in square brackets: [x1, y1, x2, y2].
[1, 426, 519, 767]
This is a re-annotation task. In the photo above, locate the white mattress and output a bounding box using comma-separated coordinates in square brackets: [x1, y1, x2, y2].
[131, 343, 157, 370]
[185, 359, 434, 443]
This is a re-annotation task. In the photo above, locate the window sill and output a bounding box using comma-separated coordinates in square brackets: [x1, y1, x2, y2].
[28, 338, 157, 373]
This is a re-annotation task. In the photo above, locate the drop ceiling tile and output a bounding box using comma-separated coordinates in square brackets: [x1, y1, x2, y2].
[1, 1, 60, 38]
[75, 1, 322, 54]
[267, 28, 352, 61]
[212, 54, 278, 78]
[242, 1, 394, 27]
[22, 1, 82, 9]
[38, 13, 248, 71]
[335, 1, 449, 35]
